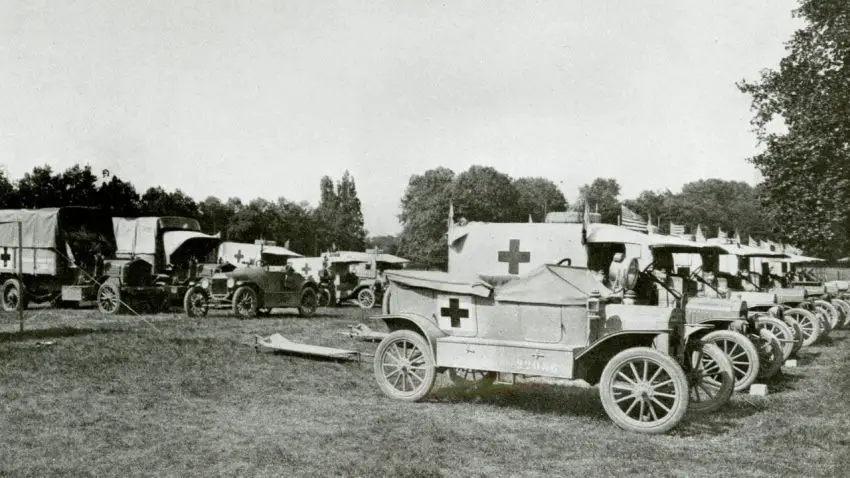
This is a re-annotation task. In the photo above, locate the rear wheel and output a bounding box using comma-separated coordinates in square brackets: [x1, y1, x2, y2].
[785, 308, 820, 347]
[813, 300, 840, 330]
[318, 288, 332, 307]
[831, 299, 850, 328]
[447, 369, 497, 390]
[781, 316, 804, 356]
[1, 278, 27, 312]
[702, 330, 760, 393]
[599, 347, 688, 434]
[686, 342, 734, 413]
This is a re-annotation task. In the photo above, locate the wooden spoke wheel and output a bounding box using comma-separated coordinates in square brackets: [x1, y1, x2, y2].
[599, 347, 689, 434]
[1, 278, 27, 312]
[686, 342, 734, 414]
[784, 308, 820, 347]
[298, 288, 318, 317]
[758, 316, 795, 361]
[755, 329, 784, 380]
[702, 330, 760, 393]
[447, 369, 498, 389]
[374, 330, 436, 402]
[97, 282, 123, 315]
[831, 299, 850, 328]
[813, 300, 840, 331]
[232, 286, 259, 319]
[184, 289, 209, 318]
[358, 288, 376, 309]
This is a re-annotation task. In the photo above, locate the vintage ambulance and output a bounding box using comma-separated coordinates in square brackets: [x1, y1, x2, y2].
[372, 265, 698, 434]
[0, 207, 117, 311]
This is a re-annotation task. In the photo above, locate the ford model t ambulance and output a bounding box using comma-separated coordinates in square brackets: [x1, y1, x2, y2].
[371, 264, 703, 434]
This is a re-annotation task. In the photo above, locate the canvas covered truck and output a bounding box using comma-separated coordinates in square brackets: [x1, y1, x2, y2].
[372, 264, 727, 434]
[98, 216, 221, 314]
[0, 207, 117, 311]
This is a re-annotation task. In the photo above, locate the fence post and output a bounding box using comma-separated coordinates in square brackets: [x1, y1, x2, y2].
[18, 221, 23, 332]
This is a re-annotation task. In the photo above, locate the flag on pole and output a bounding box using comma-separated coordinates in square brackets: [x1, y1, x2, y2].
[734, 230, 742, 245]
[620, 205, 647, 233]
[670, 222, 685, 236]
[748, 235, 755, 246]
[718, 227, 726, 240]
[695, 224, 706, 243]
[647, 213, 657, 234]
[528, 214, 533, 223]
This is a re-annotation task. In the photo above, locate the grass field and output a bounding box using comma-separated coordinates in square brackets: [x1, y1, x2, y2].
[1, 306, 849, 477]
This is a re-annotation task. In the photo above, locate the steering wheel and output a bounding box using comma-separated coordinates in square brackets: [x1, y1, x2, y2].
[557, 258, 572, 266]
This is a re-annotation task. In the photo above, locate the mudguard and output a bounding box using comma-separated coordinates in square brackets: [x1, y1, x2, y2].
[686, 297, 748, 324]
[371, 313, 447, 355]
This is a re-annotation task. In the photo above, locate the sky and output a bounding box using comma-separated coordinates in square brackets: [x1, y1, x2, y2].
[1, 0, 803, 236]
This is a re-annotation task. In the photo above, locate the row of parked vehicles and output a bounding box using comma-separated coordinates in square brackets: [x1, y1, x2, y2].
[369, 214, 849, 434]
[0, 207, 407, 317]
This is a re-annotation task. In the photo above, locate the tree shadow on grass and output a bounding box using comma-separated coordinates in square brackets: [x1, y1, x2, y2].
[429, 381, 608, 420]
[794, 350, 822, 366]
[761, 370, 804, 394]
[0, 326, 122, 343]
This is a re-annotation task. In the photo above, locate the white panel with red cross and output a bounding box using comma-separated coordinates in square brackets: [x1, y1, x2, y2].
[435, 295, 476, 335]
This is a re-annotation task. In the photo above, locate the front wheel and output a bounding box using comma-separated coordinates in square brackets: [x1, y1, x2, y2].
[686, 342, 734, 414]
[831, 299, 850, 328]
[358, 288, 376, 309]
[702, 330, 760, 393]
[374, 330, 436, 402]
[97, 282, 123, 315]
[318, 288, 332, 307]
[599, 347, 689, 434]
[782, 317, 804, 356]
[755, 329, 784, 379]
[232, 286, 259, 319]
[298, 288, 318, 317]
[184, 288, 209, 317]
[758, 316, 795, 361]
[785, 308, 820, 347]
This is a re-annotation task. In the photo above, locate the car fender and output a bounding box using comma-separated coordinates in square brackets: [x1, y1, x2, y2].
[576, 331, 668, 362]
[371, 313, 446, 355]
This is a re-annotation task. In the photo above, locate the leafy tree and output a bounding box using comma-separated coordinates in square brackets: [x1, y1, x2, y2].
[621, 189, 677, 233]
[58, 165, 99, 206]
[271, 198, 317, 255]
[513, 177, 568, 222]
[16, 165, 64, 208]
[198, 196, 237, 237]
[452, 166, 522, 222]
[0, 166, 18, 208]
[97, 176, 141, 216]
[139, 187, 200, 218]
[226, 198, 277, 243]
[333, 171, 367, 251]
[737, 0, 850, 258]
[579, 178, 621, 224]
[314, 176, 338, 251]
[397, 167, 455, 269]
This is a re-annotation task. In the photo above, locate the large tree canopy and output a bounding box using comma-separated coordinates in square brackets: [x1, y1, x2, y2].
[738, 0, 850, 258]
[579, 178, 621, 224]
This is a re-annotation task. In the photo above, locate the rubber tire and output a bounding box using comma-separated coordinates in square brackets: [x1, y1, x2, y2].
[686, 342, 735, 414]
[318, 288, 332, 308]
[97, 281, 123, 315]
[782, 316, 804, 356]
[599, 347, 689, 434]
[758, 316, 795, 361]
[184, 288, 209, 318]
[702, 330, 760, 393]
[755, 329, 784, 380]
[785, 308, 820, 347]
[1, 278, 28, 312]
[831, 299, 850, 328]
[298, 288, 318, 318]
[232, 286, 259, 319]
[373, 330, 437, 402]
[358, 288, 376, 309]
[813, 300, 840, 330]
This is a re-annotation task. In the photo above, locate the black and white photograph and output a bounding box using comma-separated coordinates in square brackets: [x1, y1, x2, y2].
[1, 1, 847, 476]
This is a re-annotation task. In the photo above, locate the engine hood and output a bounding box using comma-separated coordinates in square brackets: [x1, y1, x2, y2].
[685, 297, 747, 325]
[729, 291, 776, 308]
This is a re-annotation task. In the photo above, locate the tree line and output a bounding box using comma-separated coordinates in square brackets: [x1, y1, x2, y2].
[0, 165, 367, 256]
[396, 166, 773, 269]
